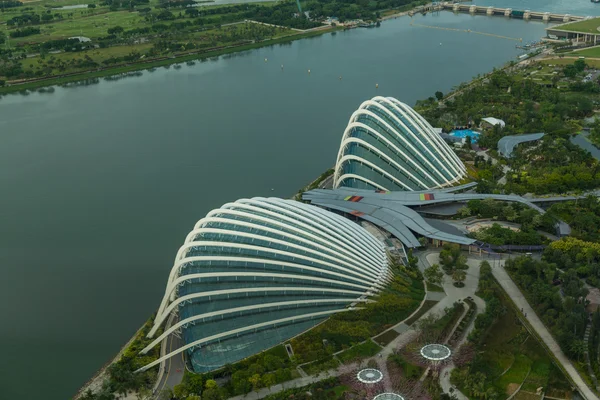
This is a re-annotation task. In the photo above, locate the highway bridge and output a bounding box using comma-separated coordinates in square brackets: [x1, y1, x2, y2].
[441, 2, 584, 23]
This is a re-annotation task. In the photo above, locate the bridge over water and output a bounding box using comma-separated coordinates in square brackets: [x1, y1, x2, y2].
[441, 2, 584, 23]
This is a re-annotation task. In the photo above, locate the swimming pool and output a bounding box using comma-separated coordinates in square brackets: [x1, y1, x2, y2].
[450, 129, 481, 143]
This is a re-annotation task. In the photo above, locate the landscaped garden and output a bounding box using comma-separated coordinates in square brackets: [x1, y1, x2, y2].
[451, 262, 573, 400]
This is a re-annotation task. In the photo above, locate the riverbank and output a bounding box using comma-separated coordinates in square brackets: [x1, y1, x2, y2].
[73, 322, 149, 400]
[0, 26, 339, 95]
[1, 9, 553, 398]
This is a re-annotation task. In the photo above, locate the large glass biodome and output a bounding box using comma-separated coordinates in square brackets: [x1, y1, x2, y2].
[138, 197, 391, 373]
[334, 96, 466, 191]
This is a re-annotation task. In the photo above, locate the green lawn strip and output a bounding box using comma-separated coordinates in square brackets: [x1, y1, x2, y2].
[453, 265, 572, 399]
[569, 47, 600, 58]
[373, 329, 400, 347]
[426, 282, 444, 292]
[554, 18, 600, 34]
[337, 340, 381, 363]
[404, 299, 438, 326]
[494, 354, 532, 394]
[302, 356, 341, 376]
[521, 358, 551, 392]
[490, 271, 582, 394]
[0, 27, 337, 94]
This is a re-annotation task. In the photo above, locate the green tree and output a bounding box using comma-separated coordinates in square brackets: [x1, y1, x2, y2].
[248, 373, 262, 393]
[263, 373, 277, 391]
[424, 264, 444, 286]
[204, 379, 217, 390]
[435, 91, 444, 101]
[184, 374, 203, 395]
[231, 371, 251, 394]
[201, 388, 222, 400]
[452, 269, 466, 287]
[157, 388, 174, 400]
[173, 383, 188, 399]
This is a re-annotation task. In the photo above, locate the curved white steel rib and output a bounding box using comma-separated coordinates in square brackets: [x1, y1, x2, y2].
[142, 297, 370, 354]
[334, 96, 467, 191]
[336, 122, 442, 188]
[214, 202, 383, 265]
[336, 154, 419, 192]
[382, 97, 464, 179]
[137, 309, 353, 373]
[269, 198, 384, 257]
[346, 108, 446, 185]
[185, 217, 376, 277]
[352, 102, 455, 183]
[176, 238, 381, 282]
[183, 228, 379, 280]
[150, 268, 380, 337]
[232, 199, 385, 268]
[335, 173, 390, 192]
[386, 97, 466, 177]
[146, 197, 391, 369]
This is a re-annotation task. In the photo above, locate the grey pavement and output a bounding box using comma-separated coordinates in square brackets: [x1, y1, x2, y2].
[155, 333, 185, 395]
[425, 291, 446, 301]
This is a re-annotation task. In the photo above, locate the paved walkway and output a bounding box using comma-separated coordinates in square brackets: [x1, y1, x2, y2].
[420, 251, 486, 399]
[487, 256, 598, 400]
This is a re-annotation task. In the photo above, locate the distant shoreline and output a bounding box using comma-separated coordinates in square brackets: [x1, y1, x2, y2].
[0, 26, 337, 95]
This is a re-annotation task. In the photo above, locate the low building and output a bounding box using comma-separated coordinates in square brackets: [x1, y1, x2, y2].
[480, 117, 506, 130]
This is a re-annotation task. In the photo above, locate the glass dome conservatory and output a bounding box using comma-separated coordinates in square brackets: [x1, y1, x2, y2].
[137, 197, 390, 373]
[334, 96, 466, 191]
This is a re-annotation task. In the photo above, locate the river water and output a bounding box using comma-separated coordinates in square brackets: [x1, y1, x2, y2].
[0, 4, 589, 399]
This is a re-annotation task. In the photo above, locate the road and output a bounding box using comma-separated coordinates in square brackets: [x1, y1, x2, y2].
[487, 256, 598, 400]
[154, 333, 185, 396]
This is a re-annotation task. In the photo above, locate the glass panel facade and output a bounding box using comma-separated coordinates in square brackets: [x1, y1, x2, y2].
[147, 198, 390, 374]
[335, 96, 466, 191]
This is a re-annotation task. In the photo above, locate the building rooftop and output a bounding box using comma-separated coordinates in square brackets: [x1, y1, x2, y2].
[481, 117, 506, 128]
[302, 187, 554, 248]
[498, 133, 545, 158]
[548, 17, 600, 34]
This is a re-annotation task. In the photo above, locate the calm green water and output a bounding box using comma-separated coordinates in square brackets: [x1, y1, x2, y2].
[0, 8, 564, 400]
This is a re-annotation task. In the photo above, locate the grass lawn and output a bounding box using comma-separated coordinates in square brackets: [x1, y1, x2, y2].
[570, 46, 600, 58]
[13, 10, 146, 43]
[540, 57, 600, 68]
[404, 299, 438, 326]
[426, 282, 444, 292]
[302, 356, 340, 375]
[373, 329, 400, 346]
[330, 385, 349, 398]
[495, 354, 532, 395]
[19, 43, 153, 73]
[557, 17, 600, 34]
[337, 340, 381, 363]
[467, 289, 572, 398]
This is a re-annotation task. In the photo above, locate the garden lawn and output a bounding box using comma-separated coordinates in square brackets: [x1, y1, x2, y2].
[557, 18, 600, 34]
[571, 46, 600, 58]
[337, 340, 381, 363]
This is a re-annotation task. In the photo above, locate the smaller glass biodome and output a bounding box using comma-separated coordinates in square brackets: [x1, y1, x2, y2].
[334, 96, 466, 192]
